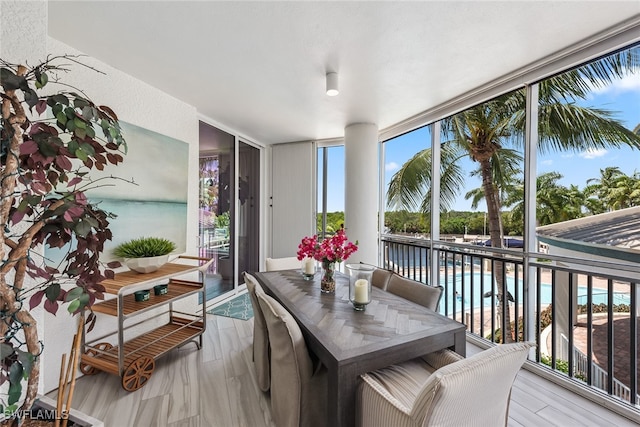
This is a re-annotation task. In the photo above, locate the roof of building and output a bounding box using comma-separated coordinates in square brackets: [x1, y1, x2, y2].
[536, 206, 640, 262]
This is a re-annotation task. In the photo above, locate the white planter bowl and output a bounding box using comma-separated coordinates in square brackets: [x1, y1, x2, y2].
[125, 254, 169, 273]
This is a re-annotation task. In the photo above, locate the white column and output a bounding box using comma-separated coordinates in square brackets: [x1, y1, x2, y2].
[344, 123, 378, 265]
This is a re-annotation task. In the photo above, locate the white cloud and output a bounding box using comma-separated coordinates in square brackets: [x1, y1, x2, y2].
[385, 161, 399, 172]
[540, 159, 553, 166]
[588, 74, 640, 96]
[579, 148, 608, 159]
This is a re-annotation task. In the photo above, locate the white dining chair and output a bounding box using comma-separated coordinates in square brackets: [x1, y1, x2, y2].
[243, 272, 270, 392]
[265, 256, 301, 271]
[357, 342, 534, 427]
[257, 291, 327, 427]
[386, 273, 443, 311]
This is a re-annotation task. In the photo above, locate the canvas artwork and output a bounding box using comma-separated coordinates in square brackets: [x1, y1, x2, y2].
[45, 121, 189, 264]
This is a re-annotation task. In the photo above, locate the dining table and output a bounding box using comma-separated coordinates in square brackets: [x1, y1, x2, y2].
[252, 269, 466, 427]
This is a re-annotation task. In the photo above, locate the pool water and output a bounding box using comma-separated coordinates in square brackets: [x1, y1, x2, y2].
[438, 272, 630, 314]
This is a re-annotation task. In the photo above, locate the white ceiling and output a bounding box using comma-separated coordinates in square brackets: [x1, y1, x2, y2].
[48, 1, 640, 145]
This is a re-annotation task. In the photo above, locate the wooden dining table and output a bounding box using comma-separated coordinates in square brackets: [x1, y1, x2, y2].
[253, 269, 466, 427]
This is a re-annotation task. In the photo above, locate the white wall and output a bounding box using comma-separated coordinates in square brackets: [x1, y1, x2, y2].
[270, 141, 315, 258]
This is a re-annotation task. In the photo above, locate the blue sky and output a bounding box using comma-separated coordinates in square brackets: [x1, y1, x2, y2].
[320, 72, 640, 213]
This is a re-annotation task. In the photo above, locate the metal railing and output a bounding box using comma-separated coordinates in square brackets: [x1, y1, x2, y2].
[381, 234, 639, 411]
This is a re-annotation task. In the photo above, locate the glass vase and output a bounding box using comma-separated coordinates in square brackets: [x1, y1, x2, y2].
[320, 261, 336, 293]
[346, 264, 374, 311]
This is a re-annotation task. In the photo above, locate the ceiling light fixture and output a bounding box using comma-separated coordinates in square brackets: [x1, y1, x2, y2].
[326, 72, 339, 96]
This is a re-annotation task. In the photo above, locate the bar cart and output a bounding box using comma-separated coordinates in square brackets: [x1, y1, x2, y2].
[79, 255, 213, 391]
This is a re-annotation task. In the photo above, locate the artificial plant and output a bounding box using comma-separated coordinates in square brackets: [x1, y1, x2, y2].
[0, 55, 127, 422]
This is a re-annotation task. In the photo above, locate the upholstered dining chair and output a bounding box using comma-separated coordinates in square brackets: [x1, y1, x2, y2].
[243, 272, 270, 392]
[386, 273, 444, 311]
[371, 266, 394, 290]
[357, 342, 535, 427]
[265, 256, 301, 271]
[256, 291, 327, 427]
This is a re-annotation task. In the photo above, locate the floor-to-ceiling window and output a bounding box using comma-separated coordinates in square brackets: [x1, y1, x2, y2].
[379, 41, 640, 412]
[316, 144, 345, 238]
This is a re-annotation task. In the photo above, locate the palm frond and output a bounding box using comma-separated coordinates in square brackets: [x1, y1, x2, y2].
[538, 104, 640, 154]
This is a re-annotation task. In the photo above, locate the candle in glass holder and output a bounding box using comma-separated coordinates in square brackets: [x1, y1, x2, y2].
[304, 258, 315, 275]
[354, 279, 369, 303]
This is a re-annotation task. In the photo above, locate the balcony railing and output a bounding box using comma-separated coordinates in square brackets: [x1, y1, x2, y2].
[381, 234, 639, 412]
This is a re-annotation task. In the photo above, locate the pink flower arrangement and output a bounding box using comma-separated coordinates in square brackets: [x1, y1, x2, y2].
[296, 227, 358, 264]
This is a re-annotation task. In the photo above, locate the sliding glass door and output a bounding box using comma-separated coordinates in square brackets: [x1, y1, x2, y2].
[237, 141, 260, 276]
[199, 123, 261, 303]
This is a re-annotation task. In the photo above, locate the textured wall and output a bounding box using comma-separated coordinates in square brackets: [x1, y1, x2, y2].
[0, 0, 46, 63]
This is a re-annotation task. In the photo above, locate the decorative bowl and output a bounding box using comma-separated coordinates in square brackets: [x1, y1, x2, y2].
[125, 254, 169, 273]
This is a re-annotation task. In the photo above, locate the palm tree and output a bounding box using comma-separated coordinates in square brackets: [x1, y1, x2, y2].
[505, 172, 586, 226]
[387, 47, 640, 342]
[584, 167, 640, 212]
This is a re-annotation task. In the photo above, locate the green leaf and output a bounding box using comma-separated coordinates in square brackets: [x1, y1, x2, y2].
[74, 98, 89, 109]
[65, 287, 84, 302]
[52, 94, 69, 106]
[75, 127, 87, 139]
[79, 292, 90, 307]
[68, 139, 80, 154]
[0, 67, 24, 90]
[74, 117, 86, 129]
[1, 342, 14, 359]
[75, 146, 88, 161]
[56, 110, 68, 125]
[45, 283, 61, 302]
[74, 219, 92, 237]
[39, 140, 57, 158]
[80, 142, 95, 156]
[52, 103, 63, 117]
[36, 70, 48, 88]
[64, 106, 76, 119]
[8, 380, 22, 405]
[9, 362, 23, 386]
[67, 299, 81, 313]
[16, 350, 34, 376]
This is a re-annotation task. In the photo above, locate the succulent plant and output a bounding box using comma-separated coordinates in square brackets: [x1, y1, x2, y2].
[113, 237, 176, 258]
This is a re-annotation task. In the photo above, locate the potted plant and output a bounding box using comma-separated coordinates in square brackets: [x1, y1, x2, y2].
[0, 56, 127, 425]
[113, 236, 176, 273]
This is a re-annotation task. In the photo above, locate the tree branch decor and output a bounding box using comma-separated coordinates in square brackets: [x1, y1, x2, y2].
[0, 55, 127, 423]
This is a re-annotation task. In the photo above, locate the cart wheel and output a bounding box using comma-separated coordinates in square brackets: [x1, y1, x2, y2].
[121, 356, 155, 391]
[80, 342, 113, 375]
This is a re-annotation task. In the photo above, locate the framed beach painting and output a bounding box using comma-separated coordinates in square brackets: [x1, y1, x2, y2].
[44, 121, 188, 264]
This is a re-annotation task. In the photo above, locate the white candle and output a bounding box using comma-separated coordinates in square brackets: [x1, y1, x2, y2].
[354, 279, 369, 303]
[304, 258, 315, 274]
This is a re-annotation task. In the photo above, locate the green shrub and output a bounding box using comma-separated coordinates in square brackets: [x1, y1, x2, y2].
[540, 354, 587, 381]
[113, 237, 176, 258]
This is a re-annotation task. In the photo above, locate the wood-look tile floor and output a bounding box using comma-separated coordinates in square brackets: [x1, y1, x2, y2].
[48, 315, 639, 427]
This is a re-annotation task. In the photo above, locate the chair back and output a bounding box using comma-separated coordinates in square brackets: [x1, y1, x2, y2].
[257, 292, 326, 427]
[413, 342, 534, 426]
[243, 272, 270, 392]
[386, 274, 443, 311]
[265, 256, 300, 271]
[371, 267, 393, 290]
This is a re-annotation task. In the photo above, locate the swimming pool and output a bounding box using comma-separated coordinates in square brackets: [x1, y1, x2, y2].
[437, 272, 631, 313]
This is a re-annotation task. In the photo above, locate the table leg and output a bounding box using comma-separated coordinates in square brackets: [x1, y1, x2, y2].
[454, 330, 466, 357]
[329, 364, 358, 427]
